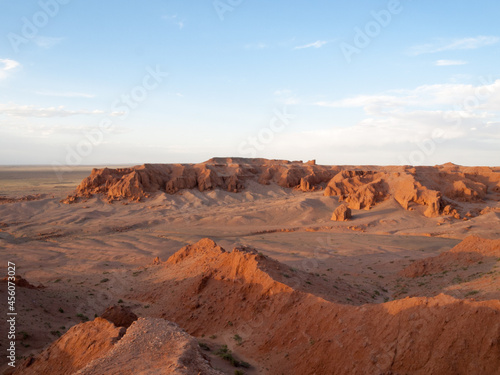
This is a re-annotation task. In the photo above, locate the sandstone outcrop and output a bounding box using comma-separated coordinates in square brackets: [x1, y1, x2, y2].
[128, 238, 500, 375]
[12, 318, 125, 375]
[13, 317, 222, 375]
[331, 204, 352, 221]
[63, 159, 500, 219]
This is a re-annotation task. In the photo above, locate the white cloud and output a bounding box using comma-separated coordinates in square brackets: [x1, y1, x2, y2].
[435, 59, 467, 66]
[408, 35, 499, 55]
[0, 104, 105, 118]
[162, 14, 184, 29]
[294, 40, 327, 50]
[35, 91, 95, 98]
[34, 36, 65, 49]
[307, 79, 500, 163]
[316, 79, 500, 111]
[0, 58, 20, 80]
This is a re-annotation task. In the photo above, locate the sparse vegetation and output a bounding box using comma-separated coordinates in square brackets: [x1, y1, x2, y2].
[198, 342, 210, 351]
[215, 345, 237, 365]
[100, 278, 109, 283]
[465, 290, 480, 297]
[215, 345, 250, 368]
[76, 313, 89, 321]
[233, 334, 243, 345]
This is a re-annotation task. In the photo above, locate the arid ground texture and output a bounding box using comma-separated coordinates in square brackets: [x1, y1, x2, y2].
[1, 158, 499, 374]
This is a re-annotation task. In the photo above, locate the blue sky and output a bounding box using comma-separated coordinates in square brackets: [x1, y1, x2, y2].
[0, 0, 499, 167]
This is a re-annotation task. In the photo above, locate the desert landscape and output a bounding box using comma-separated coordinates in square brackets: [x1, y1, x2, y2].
[1, 158, 499, 374]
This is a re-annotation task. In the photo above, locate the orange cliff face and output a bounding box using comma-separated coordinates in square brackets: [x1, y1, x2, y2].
[129, 239, 500, 374]
[11, 237, 500, 375]
[62, 158, 500, 219]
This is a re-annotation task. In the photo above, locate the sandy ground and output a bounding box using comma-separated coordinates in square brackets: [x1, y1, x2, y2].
[0, 166, 499, 373]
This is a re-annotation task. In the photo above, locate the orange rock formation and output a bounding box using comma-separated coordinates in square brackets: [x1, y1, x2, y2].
[129, 238, 500, 374]
[63, 158, 500, 219]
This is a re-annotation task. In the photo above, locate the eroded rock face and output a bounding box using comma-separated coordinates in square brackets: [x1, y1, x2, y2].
[324, 165, 499, 218]
[62, 158, 338, 203]
[76, 318, 223, 375]
[13, 317, 222, 375]
[331, 204, 352, 221]
[12, 318, 125, 375]
[129, 238, 500, 375]
[62, 159, 500, 218]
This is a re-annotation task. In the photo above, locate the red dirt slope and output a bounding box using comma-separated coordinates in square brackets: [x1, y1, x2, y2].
[401, 235, 500, 277]
[12, 317, 222, 375]
[130, 238, 500, 375]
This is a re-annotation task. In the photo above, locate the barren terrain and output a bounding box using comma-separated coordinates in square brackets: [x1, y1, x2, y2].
[1, 159, 499, 374]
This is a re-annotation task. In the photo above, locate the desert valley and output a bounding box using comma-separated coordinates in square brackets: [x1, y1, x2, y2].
[0, 158, 499, 374]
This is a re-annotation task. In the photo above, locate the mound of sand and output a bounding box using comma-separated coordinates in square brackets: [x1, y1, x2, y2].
[401, 235, 500, 278]
[129, 238, 500, 374]
[12, 316, 222, 375]
[62, 159, 500, 220]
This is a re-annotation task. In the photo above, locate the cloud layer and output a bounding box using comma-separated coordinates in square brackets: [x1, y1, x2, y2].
[408, 35, 499, 55]
[294, 40, 327, 50]
[0, 58, 20, 80]
[0, 104, 105, 118]
[302, 79, 500, 163]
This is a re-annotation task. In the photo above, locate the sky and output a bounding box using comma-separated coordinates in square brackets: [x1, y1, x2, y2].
[0, 0, 499, 167]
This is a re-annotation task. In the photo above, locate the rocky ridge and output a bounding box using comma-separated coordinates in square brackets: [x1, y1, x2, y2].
[63, 159, 500, 219]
